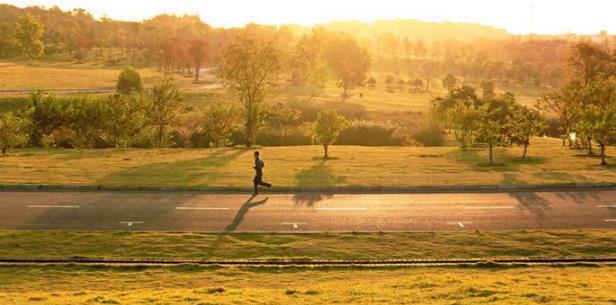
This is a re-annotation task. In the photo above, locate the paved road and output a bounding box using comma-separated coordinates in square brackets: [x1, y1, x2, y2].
[0, 190, 615, 232]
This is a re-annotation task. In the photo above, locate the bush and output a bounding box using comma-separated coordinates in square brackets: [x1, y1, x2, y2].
[336, 122, 402, 146]
[412, 123, 445, 147]
[257, 127, 311, 146]
[116, 67, 143, 94]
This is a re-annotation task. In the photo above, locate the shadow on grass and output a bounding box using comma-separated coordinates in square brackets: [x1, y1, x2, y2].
[454, 148, 547, 173]
[98, 149, 244, 186]
[293, 160, 346, 206]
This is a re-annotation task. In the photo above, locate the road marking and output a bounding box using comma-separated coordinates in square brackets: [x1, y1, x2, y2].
[447, 222, 472, 228]
[120, 221, 144, 227]
[605, 219, 616, 222]
[282, 222, 307, 230]
[315, 207, 367, 211]
[28, 205, 80, 209]
[464, 206, 514, 210]
[596, 205, 616, 208]
[175, 207, 230, 210]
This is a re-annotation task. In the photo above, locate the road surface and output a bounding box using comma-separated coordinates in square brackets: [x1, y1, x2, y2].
[0, 189, 615, 232]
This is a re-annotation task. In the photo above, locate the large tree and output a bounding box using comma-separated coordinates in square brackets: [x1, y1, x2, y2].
[189, 38, 208, 82]
[508, 105, 545, 159]
[324, 35, 370, 100]
[218, 30, 281, 148]
[14, 14, 44, 63]
[116, 67, 143, 95]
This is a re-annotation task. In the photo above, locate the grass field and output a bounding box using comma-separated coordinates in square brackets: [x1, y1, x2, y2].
[1, 137, 614, 188]
[1, 230, 614, 260]
[1, 264, 614, 304]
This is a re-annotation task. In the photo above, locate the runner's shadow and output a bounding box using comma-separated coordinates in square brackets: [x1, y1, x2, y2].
[224, 195, 269, 232]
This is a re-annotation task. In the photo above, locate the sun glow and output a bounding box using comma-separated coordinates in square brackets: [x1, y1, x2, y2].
[7, 0, 616, 34]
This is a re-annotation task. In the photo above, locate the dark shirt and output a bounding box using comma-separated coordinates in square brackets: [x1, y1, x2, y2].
[254, 158, 264, 175]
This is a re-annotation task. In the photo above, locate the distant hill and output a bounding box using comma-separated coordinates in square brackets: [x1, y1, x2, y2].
[284, 19, 509, 42]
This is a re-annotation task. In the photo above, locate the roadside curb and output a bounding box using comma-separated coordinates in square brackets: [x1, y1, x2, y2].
[0, 183, 615, 193]
[1, 257, 614, 266]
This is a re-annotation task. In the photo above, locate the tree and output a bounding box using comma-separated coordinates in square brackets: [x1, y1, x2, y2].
[291, 28, 330, 87]
[116, 67, 143, 95]
[476, 94, 515, 164]
[508, 105, 545, 158]
[313, 110, 349, 159]
[189, 38, 208, 82]
[14, 14, 44, 63]
[0, 112, 28, 155]
[442, 74, 457, 92]
[325, 35, 370, 99]
[218, 31, 281, 148]
[28, 92, 66, 147]
[105, 93, 146, 147]
[366, 77, 376, 88]
[147, 78, 183, 148]
[203, 102, 241, 147]
[581, 80, 616, 165]
[567, 42, 613, 85]
[419, 61, 437, 91]
[538, 83, 583, 147]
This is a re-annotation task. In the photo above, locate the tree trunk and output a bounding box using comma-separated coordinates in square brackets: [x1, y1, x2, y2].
[587, 137, 594, 155]
[523, 142, 529, 159]
[194, 63, 200, 82]
[488, 143, 494, 164]
[600, 144, 607, 166]
[323, 145, 329, 159]
[158, 123, 164, 148]
[342, 86, 348, 101]
[1, 146, 6, 155]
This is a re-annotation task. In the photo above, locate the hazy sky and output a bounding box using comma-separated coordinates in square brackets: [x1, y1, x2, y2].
[7, 0, 616, 35]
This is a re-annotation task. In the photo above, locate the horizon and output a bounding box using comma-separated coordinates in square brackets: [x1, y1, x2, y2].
[6, 0, 615, 35]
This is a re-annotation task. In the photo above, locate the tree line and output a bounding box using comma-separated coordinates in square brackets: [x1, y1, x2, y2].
[432, 42, 616, 165]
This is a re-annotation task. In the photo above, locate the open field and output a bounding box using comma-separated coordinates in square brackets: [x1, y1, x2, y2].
[1, 264, 614, 304]
[1, 230, 614, 260]
[1, 138, 614, 188]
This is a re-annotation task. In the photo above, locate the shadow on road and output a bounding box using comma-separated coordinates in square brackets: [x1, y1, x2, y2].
[224, 195, 269, 232]
[509, 192, 551, 219]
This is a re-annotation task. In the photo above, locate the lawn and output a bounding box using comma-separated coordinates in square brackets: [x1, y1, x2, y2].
[1, 230, 614, 261]
[1, 137, 614, 188]
[1, 264, 614, 304]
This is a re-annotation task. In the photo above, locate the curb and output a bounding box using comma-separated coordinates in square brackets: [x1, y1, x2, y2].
[0, 183, 615, 194]
[1, 257, 614, 266]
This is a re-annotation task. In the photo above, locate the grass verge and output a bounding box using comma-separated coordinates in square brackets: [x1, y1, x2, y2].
[1, 230, 614, 261]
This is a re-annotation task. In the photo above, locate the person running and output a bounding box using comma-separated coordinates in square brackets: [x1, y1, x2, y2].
[253, 151, 271, 195]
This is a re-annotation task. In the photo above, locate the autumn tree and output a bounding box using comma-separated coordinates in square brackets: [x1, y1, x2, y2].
[219, 29, 281, 148]
[324, 34, 370, 100]
[291, 28, 330, 87]
[147, 78, 183, 148]
[419, 61, 437, 91]
[14, 14, 44, 63]
[313, 110, 349, 159]
[189, 38, 208, 82]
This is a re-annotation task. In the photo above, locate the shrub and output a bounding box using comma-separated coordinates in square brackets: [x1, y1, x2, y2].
[412, 123, 446, 147]
[116, 67, 143, 94]
[336, 122, 402, 146]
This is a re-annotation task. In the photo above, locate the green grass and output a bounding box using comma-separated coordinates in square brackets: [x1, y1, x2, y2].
[1, 230, 614, 260]
[1, 138, 614, 188]
[0, 264, 614, 304]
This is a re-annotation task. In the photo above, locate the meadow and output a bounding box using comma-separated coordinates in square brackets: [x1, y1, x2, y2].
[1, 137, 614, 188]
[1, 264, 614, 304]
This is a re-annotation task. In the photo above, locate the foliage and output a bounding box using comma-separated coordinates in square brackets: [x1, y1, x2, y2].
[147, 78, 183, 148]
[442, 74, 457, 92]
[507, 105, 545, 158]
[218, 28, 282, 148]
[14, 13, 44, 61]
[203, 102, 242, 147]
[105, 93, 147, 147]
[324, 34, 370, 99]
[312, 110, 349, 158]
[262, 103, 300, 146]
[0, 111, 28, 154]
[116, 67, 143, 95]
[337, 122, 402, 146]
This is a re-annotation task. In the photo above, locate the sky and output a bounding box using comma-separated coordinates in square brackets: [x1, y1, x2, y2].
[7, 0, 616, 35]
